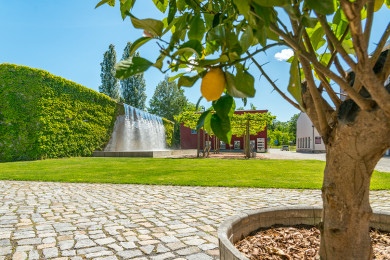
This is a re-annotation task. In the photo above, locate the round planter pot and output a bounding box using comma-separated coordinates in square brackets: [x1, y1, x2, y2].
[218, 206, 390, 260]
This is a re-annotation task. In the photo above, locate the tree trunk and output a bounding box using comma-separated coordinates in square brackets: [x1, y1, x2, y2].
[319, 109, 390, 259]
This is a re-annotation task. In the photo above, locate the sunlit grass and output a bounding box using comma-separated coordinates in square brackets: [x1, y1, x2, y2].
[0, 157, 388, 190]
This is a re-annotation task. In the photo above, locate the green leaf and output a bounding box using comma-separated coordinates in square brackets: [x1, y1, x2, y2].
[306, 22, 325, 51]
[168, 73, 186, 82]
[177, 0, 186, 11]
[120, 0, 135, 20]
[130, 15, 164, 37]
[374, 0, 384, 11]
[301, 16, 318, 28]
[213, 94, 235, 119]
[386, 0, 390, 9]
[287, 54, 304, 110]
[203, 112, 213, 134]
[196, 110, 211, 130]
[188, 14, 206, 42]
[240, 27, 253, 53]
[341, 39, 356, 56]
[211, 114, 232, 144]
[233, 0, 250, 16]
[253, 0, 289, 7]
[179, 40, 203, 57]
[207, 24, 226, 42]
[95, 0, 115, 8]
[197, 55, 229, 66]
[115, 57, 153, 80]
[305, 0, 336, 15]
[152, 0, 168, 13]
[167, 0, 177, 24]
[225, 71, 256, 98]
[153, 55, 166, 70]
[129, 37, 152, 57]
[172, 47, 199, 60]
[178, 75, 200, 88]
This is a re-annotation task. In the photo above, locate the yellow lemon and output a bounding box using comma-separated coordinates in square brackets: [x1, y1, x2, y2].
[201, 68, 226, 101]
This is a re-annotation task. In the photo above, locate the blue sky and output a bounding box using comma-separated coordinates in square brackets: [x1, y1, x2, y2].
[1, 1, 388, 122]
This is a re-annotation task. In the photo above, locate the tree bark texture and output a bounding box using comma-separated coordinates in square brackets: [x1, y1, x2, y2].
[319, 108, 390, 260]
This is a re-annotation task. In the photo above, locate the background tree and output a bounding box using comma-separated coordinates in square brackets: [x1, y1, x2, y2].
[101, 0, 390, 258]
[99, 44, 120, 100]
[120, 42, 147, 110]
[149, 75, 188, 147]
[149, 75, 188, 121]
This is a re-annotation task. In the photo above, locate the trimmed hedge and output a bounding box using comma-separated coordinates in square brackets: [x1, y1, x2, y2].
[162, 118, 174, 148]
[0, 64, 118, 161]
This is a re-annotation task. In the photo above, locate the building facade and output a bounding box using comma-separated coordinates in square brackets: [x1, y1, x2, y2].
[296, 113, 326, 153]
[180, 110, 268, 152]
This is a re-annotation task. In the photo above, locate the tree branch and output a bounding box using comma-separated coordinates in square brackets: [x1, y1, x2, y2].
[267, 20, 372, 110]
[364, 0, 374, 47]
[249, 55, 302, 111]
[300, 57, 331, 135]
[302, 29, 341, 108]
[317, 14, 357, 71]
[378, 52, 390, 83]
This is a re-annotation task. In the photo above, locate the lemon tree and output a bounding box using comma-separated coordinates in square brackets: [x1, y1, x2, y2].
[96, 0, 390, 258]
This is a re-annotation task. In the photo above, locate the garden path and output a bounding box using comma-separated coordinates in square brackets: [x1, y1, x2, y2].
[0, 181, 389, 260]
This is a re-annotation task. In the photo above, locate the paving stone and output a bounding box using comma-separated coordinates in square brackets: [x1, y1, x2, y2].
[198, 243, 217, 250]
[95, 237, 116, 245]
[166, 242, 186, 250]
[17, 238, 41, 245]
[117, 249, 143, 259]
[94, 256, 118, 260]
[62, 250, 76, 257]
[176, 246, 201, 256]
[183, 238, 206, 246]
[140, 245, 154, 254]
[77, 246, 106, 255]
[0, 240, 10, 247]
[59, 240, 75, 250]
[85, 250, 113, 258]
[156, 244, 169, 253]
[15, 245, 33, 252]
[160, 236, 179, 243]
[151, 252, 175, 260]
[28, 250, 39, 260]
[43, 247, 59, 258]
[12, 252, 27, 260]
[74, 239, 96, 249]
[1, 181, 389, 259]
[0, 246, 12, 255]
[120, 241, 136, 249]
[186, 253, 213, 260]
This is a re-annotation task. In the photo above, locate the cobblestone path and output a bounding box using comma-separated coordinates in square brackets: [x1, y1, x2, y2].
[0, 181, 389, 260]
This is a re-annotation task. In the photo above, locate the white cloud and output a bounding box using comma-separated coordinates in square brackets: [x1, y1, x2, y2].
[274, 49, 294, 61]
[184, 56, 197, 72]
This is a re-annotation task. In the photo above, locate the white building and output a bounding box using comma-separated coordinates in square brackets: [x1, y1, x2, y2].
[296, 113, 326, 153]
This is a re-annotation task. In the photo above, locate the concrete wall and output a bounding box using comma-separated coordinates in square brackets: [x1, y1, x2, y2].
[218, 206, 390, 260]
[296, 113, 326, 153]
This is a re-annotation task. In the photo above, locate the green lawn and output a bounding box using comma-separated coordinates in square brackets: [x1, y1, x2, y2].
[0, 157, 389, 190]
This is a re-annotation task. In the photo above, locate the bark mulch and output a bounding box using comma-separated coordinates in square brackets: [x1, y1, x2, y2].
[235, 225, 390, 259]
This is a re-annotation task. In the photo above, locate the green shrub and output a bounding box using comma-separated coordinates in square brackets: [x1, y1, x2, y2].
[0, 64, 118, 161]
[162, 118, 174, 148]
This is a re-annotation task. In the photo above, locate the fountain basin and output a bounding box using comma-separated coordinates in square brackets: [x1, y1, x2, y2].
[93, 149, 197, 158]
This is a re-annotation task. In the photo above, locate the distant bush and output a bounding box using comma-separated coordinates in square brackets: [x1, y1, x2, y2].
[162, 118, 174, 148]
[0, 64, 118, 161]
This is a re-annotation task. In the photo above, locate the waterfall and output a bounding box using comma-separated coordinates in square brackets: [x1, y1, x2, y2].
[104, 104, 167, 152]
